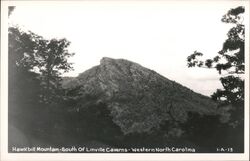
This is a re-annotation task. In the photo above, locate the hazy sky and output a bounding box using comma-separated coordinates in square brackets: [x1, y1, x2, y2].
[8, 1, 247, 96]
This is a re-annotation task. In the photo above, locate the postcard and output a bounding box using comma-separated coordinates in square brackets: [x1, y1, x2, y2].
[1, 0, 249, 161]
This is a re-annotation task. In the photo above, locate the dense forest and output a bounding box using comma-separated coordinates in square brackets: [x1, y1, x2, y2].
[8, 6, 245, 152]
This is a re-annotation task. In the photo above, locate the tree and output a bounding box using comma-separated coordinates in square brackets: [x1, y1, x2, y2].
[8, 26, 43, 138]
[9, 26, 75, 103]
[35, 38, 75, 103]
[187, 6, 245, 126]
[8, 24, 75, 145]
[8, 26, 43, 103]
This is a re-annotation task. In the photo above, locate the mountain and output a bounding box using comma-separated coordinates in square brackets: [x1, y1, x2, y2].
[62, 57, 218, 134]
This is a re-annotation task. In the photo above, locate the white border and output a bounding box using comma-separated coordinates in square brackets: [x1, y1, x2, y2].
[1, 1, 249, 161]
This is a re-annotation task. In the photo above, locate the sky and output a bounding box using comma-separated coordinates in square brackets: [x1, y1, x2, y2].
[8, 1, 247, 96]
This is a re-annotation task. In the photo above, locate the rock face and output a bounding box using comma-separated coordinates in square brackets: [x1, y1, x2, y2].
[63, 57, 217, 134]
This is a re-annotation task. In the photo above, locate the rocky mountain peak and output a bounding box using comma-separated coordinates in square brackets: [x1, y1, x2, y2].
[100, 57, 134, 70]
[63, 57, 218, 134]
[100, 57, 115, 64]
[99, 57, 152, 80]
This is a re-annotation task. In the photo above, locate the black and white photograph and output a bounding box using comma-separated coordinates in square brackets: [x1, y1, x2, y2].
[1, 0, 249, 160]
